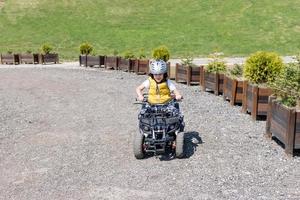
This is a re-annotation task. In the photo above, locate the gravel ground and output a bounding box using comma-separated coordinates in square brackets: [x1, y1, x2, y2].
[0, 63, 299, 200]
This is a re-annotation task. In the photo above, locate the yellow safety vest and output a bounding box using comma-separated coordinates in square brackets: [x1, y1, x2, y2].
[148, 77, 171, 104]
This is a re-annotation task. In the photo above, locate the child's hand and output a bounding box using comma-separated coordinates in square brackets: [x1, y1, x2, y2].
[137, 95, 144, 101]
[175, 94, 183, 100]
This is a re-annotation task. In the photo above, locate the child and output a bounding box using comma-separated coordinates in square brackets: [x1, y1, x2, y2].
[136, 60, 182, 104]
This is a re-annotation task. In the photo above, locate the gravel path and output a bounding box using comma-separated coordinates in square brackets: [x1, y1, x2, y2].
[0, 64, 299, 200]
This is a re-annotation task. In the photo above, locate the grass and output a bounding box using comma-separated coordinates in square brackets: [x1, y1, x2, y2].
[0, 0, 300, 60]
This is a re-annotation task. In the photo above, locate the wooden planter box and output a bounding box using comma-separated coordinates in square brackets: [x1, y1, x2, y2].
[223, 75, 244, 105]
[20, 53, 39, 64]
[41, 53, 59, 64]
[266, 96, 300, 156]
[134, 59, 149, 75]
[79, 55, 105, 67]
[87, 55, 101, 67]
[202, 69, 224, 95]
[118, 58, 132, 72]
[79, 55, 86, 66]
[167, 62, 175, 79]
[130, 59, 138, 72]
[0, 54, 19, 64]
[175, 64, 203, 86]
[105, 56, 119, 70]
[242, 81, 272, 120]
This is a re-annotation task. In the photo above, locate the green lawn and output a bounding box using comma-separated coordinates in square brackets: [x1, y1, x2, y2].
[0, 0, 299, 60]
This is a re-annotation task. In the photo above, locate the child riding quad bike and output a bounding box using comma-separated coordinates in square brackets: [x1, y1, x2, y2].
[134, 60, 185, 159]
[134, 96, 185, 159]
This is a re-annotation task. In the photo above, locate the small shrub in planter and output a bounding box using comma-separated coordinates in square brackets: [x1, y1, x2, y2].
[268, 58, 300, 107]
[223, 64, 245, 105]
[79, 42, 93, 55]
[105, 50, 119, 70]
[152, 45, 170, 62]
[123, 50, 135, 60]
[175, 55, 203, 85]
[79, 42, 101, 67]
[79, 42, 92, 66]
[266, 56, 300, 155]
[19, 50, 39, 64]
[242, 51, 284, 120]
[202, 52, 227, 95]
[40, 43, 59, 64]
[244, 51, 283, 84]
[118, 50, 135, 71]
[1, 51, 19, 64]
[41, 44, 53, 54]
[138, 48, 146, 59]
[132, 48, 149, 75]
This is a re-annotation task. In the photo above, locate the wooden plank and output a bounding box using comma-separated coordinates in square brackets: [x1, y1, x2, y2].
[258, 87, 273, 96]
[200, 66, 204, 87]
[218, 74, 224, 94]
[242, 80, 248, 113]
[294, 112, 300, 149]
[105, 56, 119, 69]
[205, 81, 216, 91]
[231, 78, 237, 106]
[215, 73, 219, 95]
[118, 58, 130, 71]
[258, 95, 270, 103]
[266, 96, 276, 138]
[252, 85, 258, 120]
[270, 119, 287, 143]
[235, 93, 243, 103]
[257, 103, 268, 113]
[187, 66, 191, 86]
[136, 59, 149, 75]
[285, 109, 296, 155]
[175, 64, 188, 83]
[223, 75, 228, 101]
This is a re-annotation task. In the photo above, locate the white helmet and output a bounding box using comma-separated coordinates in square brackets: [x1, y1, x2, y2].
[149, 60, 167, 74]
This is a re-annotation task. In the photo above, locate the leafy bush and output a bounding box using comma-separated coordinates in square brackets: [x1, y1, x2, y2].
[152, 45, 170, 62]
[228, 64, 243, 78]
[206, 52, 226, 73]
[41, 43, 53, 54]
[123, 50, 135, 59]
[113, 49, 118, 56]
[79, 42, 93, 55]
[269, 56, 300, 107]
[244, 51, 283, 84]
[26, 49, 32, 54]
[181, 55, 195, 67]
[138, 48, 146, 59]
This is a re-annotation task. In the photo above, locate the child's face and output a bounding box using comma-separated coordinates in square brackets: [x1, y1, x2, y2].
[153, 74, 164, 83]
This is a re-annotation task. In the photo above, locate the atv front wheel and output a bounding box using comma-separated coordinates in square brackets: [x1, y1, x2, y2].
[175, 132, 185, 158]
[133, 132, 145, 159]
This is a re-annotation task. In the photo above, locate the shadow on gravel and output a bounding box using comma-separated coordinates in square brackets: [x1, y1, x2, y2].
[184, 131, 203, 158]
[158, 131, 203, 161]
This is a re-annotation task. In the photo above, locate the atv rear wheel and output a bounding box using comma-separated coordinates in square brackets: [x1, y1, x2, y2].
[175, 132, 185, 158]
[133, 132, 145, 159]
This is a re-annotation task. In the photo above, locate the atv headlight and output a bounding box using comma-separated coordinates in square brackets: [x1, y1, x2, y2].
[143, 125, 150, 131]
[169, 124, 175, 130]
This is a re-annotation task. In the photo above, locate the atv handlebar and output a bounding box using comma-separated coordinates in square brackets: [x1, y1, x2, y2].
[133, 97, 183, 105]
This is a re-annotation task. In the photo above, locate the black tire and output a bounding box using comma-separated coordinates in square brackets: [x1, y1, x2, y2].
[133, 132, 145, 159]
[176, 132, 185, 158]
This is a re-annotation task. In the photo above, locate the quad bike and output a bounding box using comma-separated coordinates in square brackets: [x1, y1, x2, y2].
[133, 97, 185, 159]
